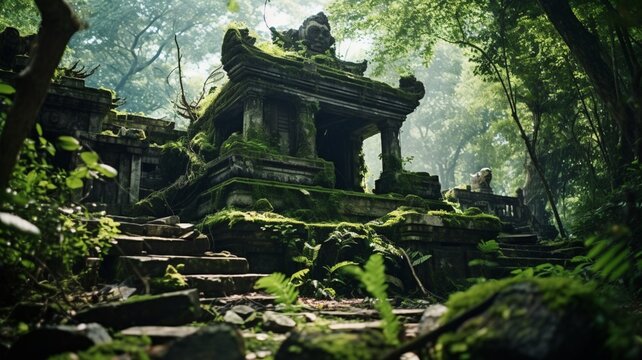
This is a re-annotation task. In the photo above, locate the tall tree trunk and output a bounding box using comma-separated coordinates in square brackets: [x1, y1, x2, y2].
[0, 0, 82, 191]
[537, 0, 640, 164]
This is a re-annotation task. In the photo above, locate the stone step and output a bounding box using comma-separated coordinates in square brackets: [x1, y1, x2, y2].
[111, 234, 210, 256]
[115, 255, 250, 279]
[498, 246, 582, 259]
[119, 326, 198, 344]
[185, 274, 267, 297]
[495, 256, 569, 268]
[117, 221, 196, 238]
[497, 233, 539, 245]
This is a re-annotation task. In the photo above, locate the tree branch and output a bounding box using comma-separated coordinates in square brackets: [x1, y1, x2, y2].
[0, 0, 83, 190]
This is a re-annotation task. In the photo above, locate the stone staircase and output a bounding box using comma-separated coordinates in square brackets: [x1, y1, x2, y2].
[106, 215, 267, 297]
[489, 232, 584, 277]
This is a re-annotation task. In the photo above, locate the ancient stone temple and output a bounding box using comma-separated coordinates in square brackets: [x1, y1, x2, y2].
[0, 27, 184, 214]
[142, 13, 442, 221]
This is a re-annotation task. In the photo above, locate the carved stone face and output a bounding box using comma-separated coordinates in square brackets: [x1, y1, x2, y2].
[301, 16, 335, 53]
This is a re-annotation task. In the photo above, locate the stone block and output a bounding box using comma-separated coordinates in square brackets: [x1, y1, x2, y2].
[8, 323, 111, 359]
[74, 289, 201, 330]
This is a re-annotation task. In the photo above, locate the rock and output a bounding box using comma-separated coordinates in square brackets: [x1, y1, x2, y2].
[148, 215, 180, 226]
[418, 304, 447, 334]
[75, 289, 201, 330]
[275, 329, 392, 360]
[437, 279, 614, 360]
[225, 305, 257, 325]
[262, 311, 296, 333]
[161, 324, 244, 360]
[231, 304, 255, 318]
[8, 323, 111, 359]
[119, 326, 198, 344]
[224, 310, 245, 325]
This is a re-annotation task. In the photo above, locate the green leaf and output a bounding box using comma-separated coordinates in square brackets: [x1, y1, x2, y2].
[0, 83, 15, 95]
[96, 164, 118, 178]
[348, 254, 401, 345]
[254, 273, 299, 310]
[35, 123, 43, 136]
[227, 0, 240, 12]
[80, 151, 99, 167]
[66, 176, 84, 189]
[327, 260, 358, 274]
[0, 212, 40, 236]
[57, 136, 80, 151]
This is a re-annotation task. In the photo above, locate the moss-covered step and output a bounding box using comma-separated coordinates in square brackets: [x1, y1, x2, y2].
[184, 274, 267, 297]
[495, 256, 570, 268]
[498, 245, 583, 259]
[111, 234, 210, 256]
[115, 255, 249, 279]
[496, 233, 538, 244]
[116, 221, 195, 238]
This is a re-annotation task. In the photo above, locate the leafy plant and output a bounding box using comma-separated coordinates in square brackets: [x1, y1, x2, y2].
[0, 112, 119, 304]
[345, 254, 401, 345]
[254, 272, 299, 311]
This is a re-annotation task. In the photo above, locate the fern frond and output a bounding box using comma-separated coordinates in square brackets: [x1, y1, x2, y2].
[350, 254, 401, 345]
[254, 273, 299, 310]
[326, 260, 358, 274]
[290, 268, 310, 287]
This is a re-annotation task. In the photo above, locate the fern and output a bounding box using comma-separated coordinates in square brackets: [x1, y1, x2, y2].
[290, 268, 310, 287]
[478, 239, 501, 255]
[254, 273, 299, 310]
[347, 254, 401, 345]
[325, 260, 357, 274]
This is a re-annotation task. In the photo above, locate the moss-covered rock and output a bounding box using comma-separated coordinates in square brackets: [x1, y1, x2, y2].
[436, 278, 636, 360]
[275, 329, 393, 360]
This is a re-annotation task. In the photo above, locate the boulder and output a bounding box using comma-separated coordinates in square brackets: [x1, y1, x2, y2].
[437, 278, 613, 360]
[8, 323, 111, 359]
[161, 324, 244, 360]
[275, 329, 392, 360]
[74, 289, 201, 330]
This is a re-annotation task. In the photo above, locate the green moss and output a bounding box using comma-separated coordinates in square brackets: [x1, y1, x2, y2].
[367, 206, 420, 229]
[428, 210, 501, 231]
[149, 264, 189, 293]
[219, 132, 278, 156]
[278, 329, 392, 360]
[51, 335, 152, 360]
[442, 277, 597, 323]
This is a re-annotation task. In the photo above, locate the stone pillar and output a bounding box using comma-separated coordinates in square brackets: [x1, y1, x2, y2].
[295, 99, 319, 158]
[117, 154, 132, 208]
[350, 134, 365, 191]
[379, 120, 402, 173]
[129, 154, 142, 204]
[242, 91, 265, 142]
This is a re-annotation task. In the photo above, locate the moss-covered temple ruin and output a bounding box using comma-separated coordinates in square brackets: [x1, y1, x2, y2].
[0, 14, 569, 294]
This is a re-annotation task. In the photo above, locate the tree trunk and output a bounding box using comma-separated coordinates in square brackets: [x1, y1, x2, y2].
[0, 0, 82, 191]
[537, 0, 640, 163]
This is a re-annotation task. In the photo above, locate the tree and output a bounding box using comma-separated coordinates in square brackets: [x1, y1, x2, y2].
[0, 0, 82, 191]
[67, 0, 266, 115]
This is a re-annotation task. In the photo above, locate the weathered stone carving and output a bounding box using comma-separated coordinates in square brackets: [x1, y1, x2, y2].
[471, 168, 493, 194]
[270, 12, 368, 76]
[273, 12, 335, 55]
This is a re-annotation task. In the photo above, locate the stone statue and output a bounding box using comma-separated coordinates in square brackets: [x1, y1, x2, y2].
[272, 12, 335, 55]
[471, 168, 493, 194]
[270, 12, 368, 76]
